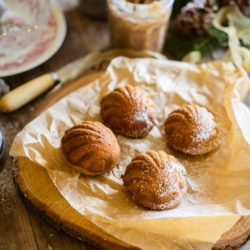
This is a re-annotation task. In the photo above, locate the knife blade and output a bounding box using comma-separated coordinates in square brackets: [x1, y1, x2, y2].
[0, 51, 108, 113]
[0, 49, 166, 113]
[0, 54, 89, 113]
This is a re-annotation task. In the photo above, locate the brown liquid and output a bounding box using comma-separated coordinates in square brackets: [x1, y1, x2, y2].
[108, 0, 171, 52]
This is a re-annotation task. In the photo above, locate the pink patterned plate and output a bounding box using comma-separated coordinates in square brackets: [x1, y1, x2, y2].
[0, 3, 66, 77]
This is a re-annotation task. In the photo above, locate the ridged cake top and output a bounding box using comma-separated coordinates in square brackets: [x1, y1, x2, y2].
[61, 121, 120, 175]
[165, 104, 219, 155]
[122, 150, 187, 210]
[101, 85, 156, 138]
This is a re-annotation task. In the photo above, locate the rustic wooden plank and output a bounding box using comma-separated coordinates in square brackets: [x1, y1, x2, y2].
[28, 211, 96, 250]
[14, 156, 138, 250]
[1, 1, 250, 249]
[0, 172, 38, 250]
[13, 67, 250, 249]
[0, 5, 109, 250]
[0, 111, 38, 250]
[18, 8, 109, 250]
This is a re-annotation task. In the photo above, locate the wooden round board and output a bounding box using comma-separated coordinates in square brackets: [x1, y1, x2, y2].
[13, 71, 250, 250]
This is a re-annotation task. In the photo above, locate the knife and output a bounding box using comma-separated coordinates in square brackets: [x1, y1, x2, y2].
[0, 49, 166, 113]
[0, 54, 92, 113]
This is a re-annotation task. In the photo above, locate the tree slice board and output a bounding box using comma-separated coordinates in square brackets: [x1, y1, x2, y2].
[13, 71, 250, 250]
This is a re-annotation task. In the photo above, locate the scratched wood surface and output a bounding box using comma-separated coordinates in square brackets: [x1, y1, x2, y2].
[0, 2, 109, 250]
[0, 1, 249, 250]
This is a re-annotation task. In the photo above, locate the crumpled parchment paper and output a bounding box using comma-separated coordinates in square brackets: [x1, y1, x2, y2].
[10, 57, 250, 249]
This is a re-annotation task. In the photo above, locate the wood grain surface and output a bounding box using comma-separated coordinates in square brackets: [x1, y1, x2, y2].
[13, 71, 250, 250]
[14, 156, 138, 250]
[0, 2, 250, 250]
[0, 5, 109, 250]
[213, 217, 250, 249]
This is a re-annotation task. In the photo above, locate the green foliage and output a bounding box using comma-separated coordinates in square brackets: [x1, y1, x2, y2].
[192, 35, 219, 56]
[205, 26, 228, 46]
[164, 30, 194, 60]
[165, 0, 249, 60]
[164, 30, 222, 60]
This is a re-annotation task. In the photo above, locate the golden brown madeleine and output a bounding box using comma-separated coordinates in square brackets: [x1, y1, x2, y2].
[165, 104, 220, 155]
[101, 85, 156, 138]
[61, 121, 120, 176]
[122, 151, 187, 211]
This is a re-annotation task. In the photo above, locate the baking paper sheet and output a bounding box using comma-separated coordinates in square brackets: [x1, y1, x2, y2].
[10, 57, 250, 249]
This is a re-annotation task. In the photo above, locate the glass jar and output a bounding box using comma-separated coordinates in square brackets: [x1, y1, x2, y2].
[107, 0, 174, 52]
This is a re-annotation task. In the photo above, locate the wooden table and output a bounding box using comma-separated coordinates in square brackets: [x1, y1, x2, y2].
[0, 2, 249, 250]
[0, 3, 109, 250]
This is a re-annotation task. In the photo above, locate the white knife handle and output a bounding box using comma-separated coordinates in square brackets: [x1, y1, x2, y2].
[0, 73, 57, 113]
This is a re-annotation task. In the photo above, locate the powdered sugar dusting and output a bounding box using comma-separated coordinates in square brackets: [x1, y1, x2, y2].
[193, 106, 217, 141]
[165, 104, 220, 155]
[9, 57, 250, 224]
[101, 85, 156, 138]
[123, 151, 187, 210]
